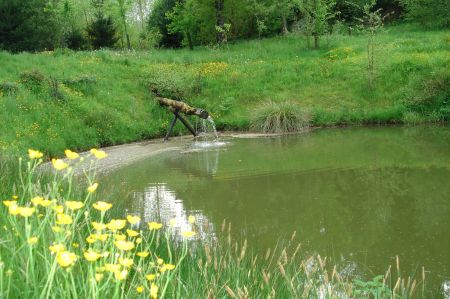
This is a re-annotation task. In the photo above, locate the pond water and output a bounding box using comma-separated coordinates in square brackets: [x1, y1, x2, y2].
[100, 125, 450, 295]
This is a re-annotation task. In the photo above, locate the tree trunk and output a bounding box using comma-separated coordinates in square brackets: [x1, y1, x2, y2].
[314, 34, 319, 48]
[186, 31, 194, 50]
[282, 15, 288, 35]
[215, 0, 225, 43]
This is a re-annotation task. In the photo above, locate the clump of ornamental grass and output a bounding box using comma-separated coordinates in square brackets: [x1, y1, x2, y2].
[0, 149, 196, 298]
[251, 101, 311, 133]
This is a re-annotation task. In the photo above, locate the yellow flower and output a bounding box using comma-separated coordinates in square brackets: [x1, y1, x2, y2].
[49, 243, 65, 254]
[84, 250, 101, 262]
[114, 269, 128, 281]
[146, 274, 156, 281]
[136, 238, 142, 244]
[160, 264, 175, 272]
[40, 199, 52, 207]
[114, 240, 134, 251]
[126, 215, 140, 225]
[188, 215, 196, 224]
[87, 183, 98, 193]
[96, 266, 106, 273]
[126, 229, 139, 237]
[169, 218, 177, 227]
[65, 201, 84, 210]
[114, 234, 126, 241]
[181, 231, 196, 238]
[3, 200, 17, 207]
[150, 283, 158, 299]
[8, 204, 19, 215]
[27, 237, 38, 245]
[105, 263, 121, 272]
[93, 201, 112, 212]
[119, 257, 133, 267]
[86, 235, 97, 244]
[72, 243, 79, 248]
[148, 222, 162, 230]
[52, 226, 63, 233]
[90, 149, 108, 159]
[64, 150, 79, 160]
[95, 273, 104, 282]
[52, 159, 68, 171]
[56, 213, 73, 225]
[137, 251, 149, 258]
[157, 258, 164, 265]
[28, 149, 43, 159]
[107, 219, 126, 231]
[136, 286, 144, 293]
[92, 222, 106, 231]
[97, 234, 109, 242]
[18, 207, 35, 217]
[31, 196, 44, 206]
[56, 251, 76, 267]
[53, 205, 64, 213]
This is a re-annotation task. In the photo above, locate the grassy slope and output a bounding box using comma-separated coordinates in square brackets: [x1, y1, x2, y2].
[0, 24, 448, 156]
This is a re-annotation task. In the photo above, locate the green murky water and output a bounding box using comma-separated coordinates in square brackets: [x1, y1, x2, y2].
[101, 125, 450, 295]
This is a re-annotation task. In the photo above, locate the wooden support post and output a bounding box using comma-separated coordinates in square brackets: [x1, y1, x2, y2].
[164, 110, 197, 141]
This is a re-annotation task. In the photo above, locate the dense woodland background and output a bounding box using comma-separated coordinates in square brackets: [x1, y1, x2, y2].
[0, 0, 448, 52]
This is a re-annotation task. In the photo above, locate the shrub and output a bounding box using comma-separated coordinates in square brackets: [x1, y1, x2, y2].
[0, 81, 19, 95]
[19, 69, 46, 90]
[63, 75, 97, 95]
[251, 101, 311, 133]
[65, 29, 88, 51]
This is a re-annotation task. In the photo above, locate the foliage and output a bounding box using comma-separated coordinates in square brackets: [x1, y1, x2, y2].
[87, 12, 119, 49]
[0, 82, 19, 95]
[19, 69, 46, 90]
[0, 0, 60, 52]
[65, 29, 89, 51]
[251, 101, 312, 133]
[148, 0, 183, 48]
[400, 0, 449, 28]
[299, 0, 337, 48]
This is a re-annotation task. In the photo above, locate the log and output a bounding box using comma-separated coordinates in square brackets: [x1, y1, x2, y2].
[156, 97, 209, 119]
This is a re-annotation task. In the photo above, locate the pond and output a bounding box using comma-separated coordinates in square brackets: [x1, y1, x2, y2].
[100, 125, 450, 295]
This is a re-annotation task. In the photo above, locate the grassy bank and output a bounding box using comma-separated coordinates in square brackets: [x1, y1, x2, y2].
[0, 150, 427, 298]
[0, 24, 449, 156]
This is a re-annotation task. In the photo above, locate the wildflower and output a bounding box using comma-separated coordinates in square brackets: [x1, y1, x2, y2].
[49, 243, 65, 254]
[86, 235, 97, 244]
[97, 234, 109, 242]
[27, 237, 38, 245]
[84, 250, 101, 262]
[52, 159, 68, 171]
[31, 196, 44, 206]
[160, 264, 175, 272]
[95, 273, 104, 282]
[136, 238, 142, 244]
[92, 222, 106, 231]
[157, 258, 164, 265]
[87, 183, 98, 193]
[52, 226, 63, 233]
[107, 219, 126, 231]
[137, 251, 149, 258]
[119, 257, 133, 267]
[53, 205, 64, 213]
[105, 264, 120, 272]
[188, 215, 196, 224]
[148, 222, 162, 230]
[72, 243, 79, 248]
[90, 149, 107, 159]
[114, 240, 134, 251]
[182, 231, 196, 238]
[126, 229, 139, 237]
[136, 286, 144, 293]
[65, 201, 84, 210]
[93, 201, 112, 212]
[3, 200, 17, 207]
[40, 199, 52, 207]
[150, 283, 158, 299]
[146, 274, 156, 281]
[114, 234, 126, 241]
[28, 149, 43, 159]
[126, 215, 140, 225]
[96, 266, 106, 273]
[64, 150, 79, 160]
[12, 195, 18, 199]
[169, 218, 177, 227]
[18, 207, 35, 217]
[8, 204, 19, 215]
[56, 213, 73, 225]
[114, 269, 128, 281]
[56, 251, 76, 267]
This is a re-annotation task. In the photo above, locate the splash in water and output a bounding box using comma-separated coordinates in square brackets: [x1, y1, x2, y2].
[193, 116, 227, 149]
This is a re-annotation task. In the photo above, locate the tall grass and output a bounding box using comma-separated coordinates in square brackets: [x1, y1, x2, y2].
[0, 24, 448, 156]
[0, 150, 429, 298]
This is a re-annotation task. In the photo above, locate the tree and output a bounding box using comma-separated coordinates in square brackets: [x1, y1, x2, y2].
[148, 0, 183, 47]
[113, 0, 133, 49]
[0, 0, 60, 52]
[400, 0, 449, 28]
[86, 12, 119, 49]
[299, 0, 336, 48]
[166, 0, 198, 49]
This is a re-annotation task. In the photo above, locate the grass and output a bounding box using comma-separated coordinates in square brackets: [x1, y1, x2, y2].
[0, 24, 448, 156]
[0, 150, 428, 298]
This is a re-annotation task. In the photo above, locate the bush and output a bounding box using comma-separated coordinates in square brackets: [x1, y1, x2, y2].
[86, 12, 119, 49]
[0, 81, 19, 95]
[251, 101, 311, 133]
[19, 69, 46, 90]
[65, 29, 89, 50]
